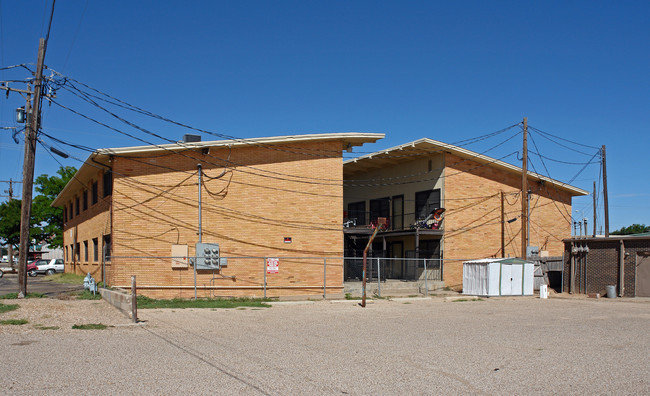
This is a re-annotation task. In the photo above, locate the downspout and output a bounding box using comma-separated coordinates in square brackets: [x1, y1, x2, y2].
[619, 240, 625, 297]
[570, 241, 575, 294]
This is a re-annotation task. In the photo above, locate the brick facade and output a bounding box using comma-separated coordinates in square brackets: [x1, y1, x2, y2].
[61, 170, 112, 282]
[562, 237, 650, 297]
[60, 139, 352, 299]
[443, 153, 573, 289]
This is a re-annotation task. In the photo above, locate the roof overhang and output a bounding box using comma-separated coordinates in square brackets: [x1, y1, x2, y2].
[52, 132, 384, 207]
[344, 138, 588, 197]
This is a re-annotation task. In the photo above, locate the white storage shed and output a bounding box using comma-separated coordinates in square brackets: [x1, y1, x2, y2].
[463, 258, 534, 296]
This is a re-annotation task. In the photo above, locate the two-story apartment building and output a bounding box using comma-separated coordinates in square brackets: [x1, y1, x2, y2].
[343, 138, 588, 290]
[52, 133, 382, 299]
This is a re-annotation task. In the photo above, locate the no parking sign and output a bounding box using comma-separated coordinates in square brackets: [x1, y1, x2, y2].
[266, 258, 279, 274]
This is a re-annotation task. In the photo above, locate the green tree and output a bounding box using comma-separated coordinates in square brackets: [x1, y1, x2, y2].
[0, 166, 76, 251]
[611, 224, 650, 235]
[31, 166, 77, 248]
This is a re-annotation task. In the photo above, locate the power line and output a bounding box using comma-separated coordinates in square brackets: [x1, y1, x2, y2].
[528, 124, 600, 150]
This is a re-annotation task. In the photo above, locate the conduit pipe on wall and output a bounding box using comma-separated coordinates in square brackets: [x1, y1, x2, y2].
[619, 240, 625, 297]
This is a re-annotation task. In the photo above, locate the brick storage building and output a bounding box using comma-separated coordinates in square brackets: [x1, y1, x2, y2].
[52, 133, 382, 298]
[343, 138, 588, 290]
[563, 234, 650, 297]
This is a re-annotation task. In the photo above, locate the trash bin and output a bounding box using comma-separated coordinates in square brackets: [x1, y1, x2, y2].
[539, 284, 548, 299]
[605, 285, 616, 298]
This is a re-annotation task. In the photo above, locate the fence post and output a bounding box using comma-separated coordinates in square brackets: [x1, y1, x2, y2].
[323, 258, 327, 300]
[263, 257, 267, 299]
[424, 259, 428, 296]
[377, 257, 381, 297]
[131, 275, 137, 324]
[440, 258, 444, 282]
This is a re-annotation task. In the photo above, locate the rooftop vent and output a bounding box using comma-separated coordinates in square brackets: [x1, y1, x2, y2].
[182, 134, 201, 143]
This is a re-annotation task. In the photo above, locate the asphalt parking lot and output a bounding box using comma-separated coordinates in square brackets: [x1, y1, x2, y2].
[1, 295, 648, 395]
[0, 273, 83, 296]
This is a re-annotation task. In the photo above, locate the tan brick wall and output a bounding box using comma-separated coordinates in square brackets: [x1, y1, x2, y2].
[104, 141, 345, 298]
[443, 153, 573, 290]
[61, 169, 112, 282]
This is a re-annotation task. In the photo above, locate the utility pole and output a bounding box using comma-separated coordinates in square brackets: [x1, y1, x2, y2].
[5, 179, 16, 269]
[1, 179, 20, 269]
[521, 117, 528, 259]
[601, 145, 609, 237]
[500, 191, 505, 258]
[17, 38, 46, 297]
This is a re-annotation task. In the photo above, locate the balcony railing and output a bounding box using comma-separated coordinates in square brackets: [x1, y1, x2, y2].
[343, 213, 443, 232]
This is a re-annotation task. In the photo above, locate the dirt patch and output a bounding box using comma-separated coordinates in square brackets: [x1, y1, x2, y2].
[0, 298, 135, 334]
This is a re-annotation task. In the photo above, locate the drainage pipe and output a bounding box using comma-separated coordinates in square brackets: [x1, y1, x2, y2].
[619, 240, 625, 297]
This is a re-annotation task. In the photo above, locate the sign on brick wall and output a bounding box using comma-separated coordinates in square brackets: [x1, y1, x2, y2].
[266, 258, 279, 274]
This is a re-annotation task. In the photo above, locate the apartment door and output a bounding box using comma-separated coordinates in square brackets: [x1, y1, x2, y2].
[388, 242, 404, 279]
[636, 252, 650, 297]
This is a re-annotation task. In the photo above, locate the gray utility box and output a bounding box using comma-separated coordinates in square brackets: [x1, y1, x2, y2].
[195, 242, 227, 270]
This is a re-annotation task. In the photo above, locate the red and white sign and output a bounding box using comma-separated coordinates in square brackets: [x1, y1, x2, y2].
[266, 258, 279, 274]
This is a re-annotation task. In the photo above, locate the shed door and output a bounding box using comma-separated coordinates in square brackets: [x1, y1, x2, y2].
[500, 264, 512, 295]
[510, 264, 523, 295]
[636, 252, 650, 297]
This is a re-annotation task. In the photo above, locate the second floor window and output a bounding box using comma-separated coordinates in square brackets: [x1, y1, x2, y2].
[347, 201, 366, 226]
[91, 181, 98, 204]
[415, 189, 441, 219]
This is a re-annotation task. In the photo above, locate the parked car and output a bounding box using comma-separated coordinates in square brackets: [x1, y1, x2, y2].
[34, 259, 64, 276]
[27, 261, 39, 277]
[0, 261, 39, 278]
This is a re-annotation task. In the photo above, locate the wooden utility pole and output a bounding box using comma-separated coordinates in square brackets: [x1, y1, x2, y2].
[7, 180, 15, 270]
[521, 118, 528, 259]
[501, 191, 505, 258]
[17, 38, 46, 297]
[1, 179, 19, 269]
[601, 145, 609, 237]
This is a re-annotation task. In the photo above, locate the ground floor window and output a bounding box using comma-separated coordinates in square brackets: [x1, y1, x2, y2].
[103, 234, 111, 262]
[93, 238, 99, 262]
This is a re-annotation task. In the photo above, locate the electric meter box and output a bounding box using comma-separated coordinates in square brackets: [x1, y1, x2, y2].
[195, 242, 227, 270]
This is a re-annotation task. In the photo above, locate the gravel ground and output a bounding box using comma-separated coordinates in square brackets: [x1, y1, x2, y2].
[0, 295, 648, 395]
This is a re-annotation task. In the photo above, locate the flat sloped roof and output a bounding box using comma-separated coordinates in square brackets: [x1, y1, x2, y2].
[52, 132, 384, 207]
[344, 138, 588, 196]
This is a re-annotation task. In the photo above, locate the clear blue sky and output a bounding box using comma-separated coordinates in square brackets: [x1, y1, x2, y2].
[0, 1, 648, 232]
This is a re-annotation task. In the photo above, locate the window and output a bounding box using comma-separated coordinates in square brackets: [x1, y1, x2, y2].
[93, 238, 99, 261]
[415, 189, 441, 219]
[84, 240, 89, 261]
[347, 201, 366, 226]
[91, 181, 98, 204]
[65, 246, 68, 261]
[392, 195, 404, 230]
[63, 207, 67, 222]
[369, 197, 390, 226]
[419, 240, 441, 261]
[83, 190, 88, 211]
[69, 202, 73, 219]
[75, 242, 80, 261]
[103, 234, 111, 262]
[75, 197, 80, 215]
[103, 171, 113, 197]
